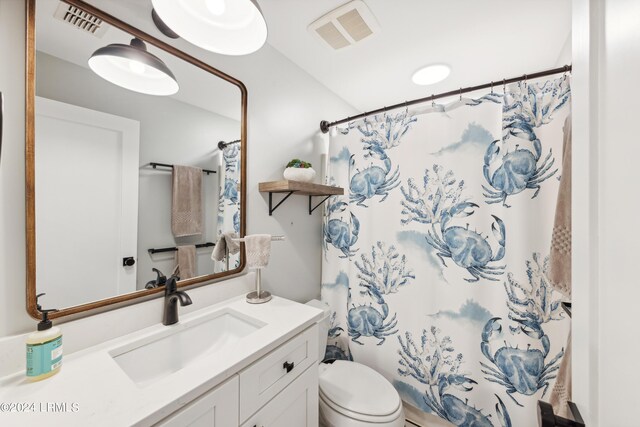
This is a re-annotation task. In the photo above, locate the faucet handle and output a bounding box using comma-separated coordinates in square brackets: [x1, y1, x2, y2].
[165, 273, 181, 295]
[153, 268, 167, 283]
[144, 268, 167, 289]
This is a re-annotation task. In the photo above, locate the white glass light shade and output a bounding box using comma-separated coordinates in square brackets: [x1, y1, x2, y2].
[88, 38, 179, 96]
[411, 64, 451, 86]
[151, 0, 267, 56]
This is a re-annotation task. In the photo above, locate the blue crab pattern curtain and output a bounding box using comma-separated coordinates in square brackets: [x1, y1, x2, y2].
[321, 77, 571, 427]
[215, 144, 241, 271]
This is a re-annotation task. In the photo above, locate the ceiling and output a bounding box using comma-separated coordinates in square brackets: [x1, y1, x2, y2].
[37, 0, 571, 120]
[260, 0, 572, 112]
[35, 0, 241, 121]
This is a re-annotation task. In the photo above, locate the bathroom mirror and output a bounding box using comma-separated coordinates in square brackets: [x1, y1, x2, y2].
[25, 0, 247, 319]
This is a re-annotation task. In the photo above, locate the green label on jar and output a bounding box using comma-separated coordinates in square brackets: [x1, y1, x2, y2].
[26, 336, 62, 377]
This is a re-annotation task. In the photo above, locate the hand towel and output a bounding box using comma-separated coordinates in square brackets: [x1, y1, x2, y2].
[549, 332, 572, 418]
[225, 232, 241, 255]
[549, 116, 572, 299]
[548, 115, 572, 417]
[244, 234, 271, 268]
[211, 236, 226, 262]
[176, 245, 196, 280]
[171, 165, 203, 238]
[211, 232, 240, 261]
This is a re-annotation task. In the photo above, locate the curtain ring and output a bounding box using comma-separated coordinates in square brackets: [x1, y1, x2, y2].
[431, 94, 435, 107]
[404, 101, 409, 114]
[490, 81, 494, 94]
[503, 78, 506, 93]
[459, 88, 462, 101]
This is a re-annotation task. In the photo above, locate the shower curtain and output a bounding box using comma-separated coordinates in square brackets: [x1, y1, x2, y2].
[215, 143, 241, 271]
[321, 77, 571, 427]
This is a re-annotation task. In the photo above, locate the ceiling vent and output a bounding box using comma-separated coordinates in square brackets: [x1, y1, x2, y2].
[308, 0, 380, 50]
[53, 2, 109, 37]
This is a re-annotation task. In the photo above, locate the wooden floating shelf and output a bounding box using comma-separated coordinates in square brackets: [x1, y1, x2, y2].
[258, 180, 344, 215]
[259, 180, 344, 196]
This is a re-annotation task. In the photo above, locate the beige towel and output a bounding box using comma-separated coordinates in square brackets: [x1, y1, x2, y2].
[176, 245, 196, 280]
[171, 165, 203, 237]
[548, 115, 572, 416]
[211, 232, 240, 261]
[550, 332, 572, 418]
[245, 234, 271, 268]
[549, 116, 572, 298]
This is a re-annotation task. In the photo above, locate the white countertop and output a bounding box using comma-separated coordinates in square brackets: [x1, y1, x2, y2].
[0, 295, 323, 427]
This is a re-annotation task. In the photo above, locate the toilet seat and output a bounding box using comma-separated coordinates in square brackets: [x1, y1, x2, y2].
[318, 361, 403, 424]
[319, 389, 404, 424]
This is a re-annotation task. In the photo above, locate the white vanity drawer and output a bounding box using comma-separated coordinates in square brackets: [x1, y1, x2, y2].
[239, 325, 318, 422]
[241, 364, 318, 427]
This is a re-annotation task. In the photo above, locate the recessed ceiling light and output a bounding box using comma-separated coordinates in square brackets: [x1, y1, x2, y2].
[412, 64, 451, 86]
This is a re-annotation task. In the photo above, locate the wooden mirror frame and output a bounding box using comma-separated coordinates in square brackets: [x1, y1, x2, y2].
[25, 0, 247, 320]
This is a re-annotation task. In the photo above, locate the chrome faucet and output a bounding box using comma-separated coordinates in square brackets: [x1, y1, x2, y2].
[162, 275, 192, 325]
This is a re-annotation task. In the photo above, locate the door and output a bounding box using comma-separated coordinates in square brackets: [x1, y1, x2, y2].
[154, 376, 239, 427]
[241, 365, 319, 427]
[35, 97, 139, 309]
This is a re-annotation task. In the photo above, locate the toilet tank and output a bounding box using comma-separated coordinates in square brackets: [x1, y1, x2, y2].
[306, 299, 331, 362]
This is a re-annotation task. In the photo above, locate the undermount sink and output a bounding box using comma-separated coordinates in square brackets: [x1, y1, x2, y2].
[110, 308, 265, 387]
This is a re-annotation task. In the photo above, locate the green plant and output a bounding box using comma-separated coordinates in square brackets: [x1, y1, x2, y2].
[286, 158, 313, 168]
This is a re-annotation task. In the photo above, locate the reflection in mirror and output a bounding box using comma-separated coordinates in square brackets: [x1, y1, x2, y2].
[32, 1, 243, 311]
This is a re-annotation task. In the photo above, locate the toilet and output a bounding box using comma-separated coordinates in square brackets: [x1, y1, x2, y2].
[307, 300, 405, 427]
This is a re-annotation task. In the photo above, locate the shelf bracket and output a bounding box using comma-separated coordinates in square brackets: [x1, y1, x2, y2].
[309, 195, 331, 215]
[268, 191, 294, 216]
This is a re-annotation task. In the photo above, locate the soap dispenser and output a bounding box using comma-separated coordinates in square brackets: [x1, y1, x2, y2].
[26, 293, 62, 381]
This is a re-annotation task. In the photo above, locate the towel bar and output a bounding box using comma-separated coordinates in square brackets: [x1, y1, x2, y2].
[149, 162, 216, 175]
[148, 242, 215, 255]
[232, 235, 285, 243]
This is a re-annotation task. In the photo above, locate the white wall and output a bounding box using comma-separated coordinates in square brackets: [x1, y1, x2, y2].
[36, 52, 238, 287]
[0, 0, 356, 336]
[572, 0, 640, 425]
[0, 0, 29, 336]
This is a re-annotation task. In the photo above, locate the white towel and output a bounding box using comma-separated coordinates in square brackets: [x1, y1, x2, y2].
[244, 234, 271, 268]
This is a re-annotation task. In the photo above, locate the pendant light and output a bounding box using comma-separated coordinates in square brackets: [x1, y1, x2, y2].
[88, 38, 179, 96]
[151, 0, 268, 56]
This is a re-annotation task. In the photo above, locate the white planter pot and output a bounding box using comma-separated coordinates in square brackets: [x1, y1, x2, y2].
[283, 167, 316, 182]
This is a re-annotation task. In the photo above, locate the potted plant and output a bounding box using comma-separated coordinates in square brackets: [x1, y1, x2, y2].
[283, 159, 316, 182]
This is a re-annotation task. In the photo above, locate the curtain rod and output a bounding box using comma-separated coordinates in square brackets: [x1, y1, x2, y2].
[319, 64, 572, 133]
[217, 139, 241, 150]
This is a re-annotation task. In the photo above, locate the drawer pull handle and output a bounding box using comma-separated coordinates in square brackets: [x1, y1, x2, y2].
[283, 361, 294, 373]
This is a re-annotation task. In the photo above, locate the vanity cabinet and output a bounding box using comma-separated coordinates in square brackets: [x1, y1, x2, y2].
[155, 376, 239, 427]
[155, 324, 319, 427]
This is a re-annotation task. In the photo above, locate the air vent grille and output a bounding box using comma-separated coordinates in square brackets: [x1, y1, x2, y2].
[336, 9, 373, 42]
[53, 2, 108, 37]
[316, 22, 351, 50]
[308, 0, 380, 50]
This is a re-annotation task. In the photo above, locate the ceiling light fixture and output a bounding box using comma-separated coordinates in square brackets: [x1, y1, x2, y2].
[411, 64, 451, 86]
[151, 0, 268, 56]
[88, 38, 179, 96]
